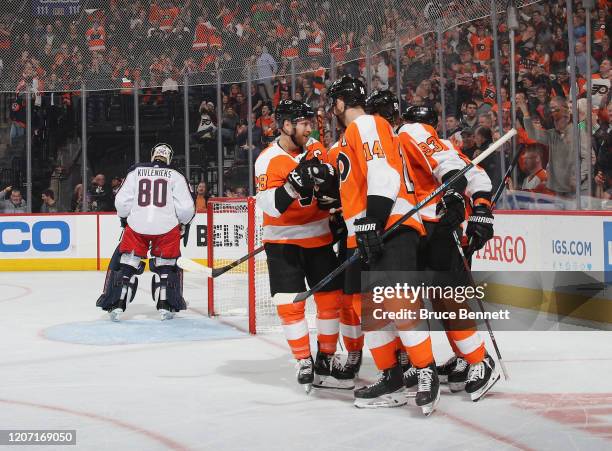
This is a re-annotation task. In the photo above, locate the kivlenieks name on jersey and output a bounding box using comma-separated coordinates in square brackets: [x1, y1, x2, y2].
[115, 162, 195, 236]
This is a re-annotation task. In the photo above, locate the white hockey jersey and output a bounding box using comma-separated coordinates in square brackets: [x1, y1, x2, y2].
[115, 163, 195, 235]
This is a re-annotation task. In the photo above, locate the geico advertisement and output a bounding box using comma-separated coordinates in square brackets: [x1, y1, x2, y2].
[0, 216, 76, 257]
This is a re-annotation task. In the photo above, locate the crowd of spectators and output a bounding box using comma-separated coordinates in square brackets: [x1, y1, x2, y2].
[0, 0, 610, 207]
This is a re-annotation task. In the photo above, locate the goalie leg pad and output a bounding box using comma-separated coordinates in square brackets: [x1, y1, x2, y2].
[150, 257, 186, 312]
[96, 264, 141, 311]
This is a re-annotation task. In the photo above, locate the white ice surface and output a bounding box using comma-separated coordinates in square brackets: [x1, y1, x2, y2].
[0, 271, 611, 451]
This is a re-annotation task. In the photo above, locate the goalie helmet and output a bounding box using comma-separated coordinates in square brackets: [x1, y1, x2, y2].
[402, 105, 439, 128]
[275, 100, 315, 124]
[365, 90, 399, 122]
[327, 75, 367, 111]
[151, 143, 174, 165]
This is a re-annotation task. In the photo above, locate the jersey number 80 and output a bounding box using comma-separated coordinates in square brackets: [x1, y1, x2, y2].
[138, 179, 168, 207]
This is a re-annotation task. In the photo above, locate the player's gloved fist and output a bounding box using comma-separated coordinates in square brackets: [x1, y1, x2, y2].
[120, 217, 128, 228]
[285, 158, 316, 198]
[436, 189, 465, 230]
[310, 163, 336, 188]
[354, 216, 384, 264]
[466, 204, 494, 252]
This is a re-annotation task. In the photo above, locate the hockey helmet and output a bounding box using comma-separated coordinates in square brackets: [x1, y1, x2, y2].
[365, 90, 399, 122]
[402, 105, 439, 128]
[151, 143, 174, 165]
[275, 100, 315, 124]
[327, 75, 367, 111]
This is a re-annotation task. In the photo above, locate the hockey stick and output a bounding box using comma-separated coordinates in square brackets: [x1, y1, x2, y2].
[177, 246, 265, 277]
[491, 146, 522, 207]
[273, 128, 517, 306]
[451, 230, 510, 380]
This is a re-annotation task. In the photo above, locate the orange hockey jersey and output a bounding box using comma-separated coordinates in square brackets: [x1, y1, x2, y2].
[396, 123, 492, 221]
[330, 114, 425, 248]
[255, 137, 332, 248]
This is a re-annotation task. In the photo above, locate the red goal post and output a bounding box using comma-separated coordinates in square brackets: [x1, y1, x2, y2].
[206, 197, 274, 334]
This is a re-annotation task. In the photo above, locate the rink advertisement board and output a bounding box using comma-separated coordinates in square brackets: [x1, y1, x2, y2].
[1, 211, 611, 274]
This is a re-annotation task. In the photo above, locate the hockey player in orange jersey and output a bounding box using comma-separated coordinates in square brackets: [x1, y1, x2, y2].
[364, 91, 500, 401]
[322, 75, 440, 414]
[254, 99, 354, 392]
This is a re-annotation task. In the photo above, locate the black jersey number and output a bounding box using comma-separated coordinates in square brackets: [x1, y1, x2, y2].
[138, 179, 168, 207]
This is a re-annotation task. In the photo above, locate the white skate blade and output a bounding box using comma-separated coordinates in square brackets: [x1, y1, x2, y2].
[449, 381, 466, 393]
[313, 374, 355, 390]
[354, 389, 407, 409]
[159, 309, 175, 321]
[470, 367, 501, 402]
[109, 308, 123, 322]
[420, 388, 441, 416]
[303, 383, 313, 394]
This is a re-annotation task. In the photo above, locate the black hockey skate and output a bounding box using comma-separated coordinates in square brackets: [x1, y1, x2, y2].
[436, 354, 458, 384]
[448, 357, 469, 393]
[354, 365, 406, 408]
[403, 363, 418, 391]
[415, 363, 441, 416]
[465, 354, 500, 402]
[313, 350, 355, 390]
[296, 356, 314, 394]
[344, 350, 363, 378]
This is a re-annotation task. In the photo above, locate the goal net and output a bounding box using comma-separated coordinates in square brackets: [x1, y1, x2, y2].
[206, 197, 316, 334]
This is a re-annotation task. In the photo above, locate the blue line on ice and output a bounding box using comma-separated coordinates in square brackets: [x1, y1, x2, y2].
[43, 317, 245, 345]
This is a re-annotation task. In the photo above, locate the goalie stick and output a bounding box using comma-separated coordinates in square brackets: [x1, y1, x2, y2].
[177, 246, 265, 277]
[272, 128, 518, 306]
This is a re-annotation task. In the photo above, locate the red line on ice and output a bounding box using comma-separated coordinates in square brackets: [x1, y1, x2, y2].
[0, 284, 32, 303]
[0, 398, 192, 451]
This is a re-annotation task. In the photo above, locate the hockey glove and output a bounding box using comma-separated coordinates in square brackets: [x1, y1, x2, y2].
[120, 217, 128, 228]
[436, 189, 466, 230]
[354, 216, 384, 264]
[285, 158, 316, 199]
[466, 204, 494, 252]
[311, 162, 341, 210]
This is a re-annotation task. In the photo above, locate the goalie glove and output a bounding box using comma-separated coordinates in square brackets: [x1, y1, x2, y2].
[435, 189, 465, 230]
[466, 204, 494, 252]
[354, 216, 384, 264]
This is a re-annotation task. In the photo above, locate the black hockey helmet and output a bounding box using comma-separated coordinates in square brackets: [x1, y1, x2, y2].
[275, 99, 315, 124]
[365, 90, 399, 122]
[402, 105, 439, 128]
[151, 143, 174, 165]
[327, 75, 367, 111]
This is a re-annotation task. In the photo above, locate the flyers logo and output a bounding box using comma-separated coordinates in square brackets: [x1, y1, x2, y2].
[592, 85, 609, 95]
[338, 152, 351, 183]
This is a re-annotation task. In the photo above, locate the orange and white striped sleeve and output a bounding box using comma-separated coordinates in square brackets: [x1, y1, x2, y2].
[254, 146, 301, 218]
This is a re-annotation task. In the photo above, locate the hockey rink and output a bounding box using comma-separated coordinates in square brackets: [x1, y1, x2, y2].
[1, 271, 611, 451]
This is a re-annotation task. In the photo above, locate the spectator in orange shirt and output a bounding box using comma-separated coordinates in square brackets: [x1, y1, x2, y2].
[256, 104, 276, 143]
[195, 181, 208, 213]
[520, 144, 548, 192]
